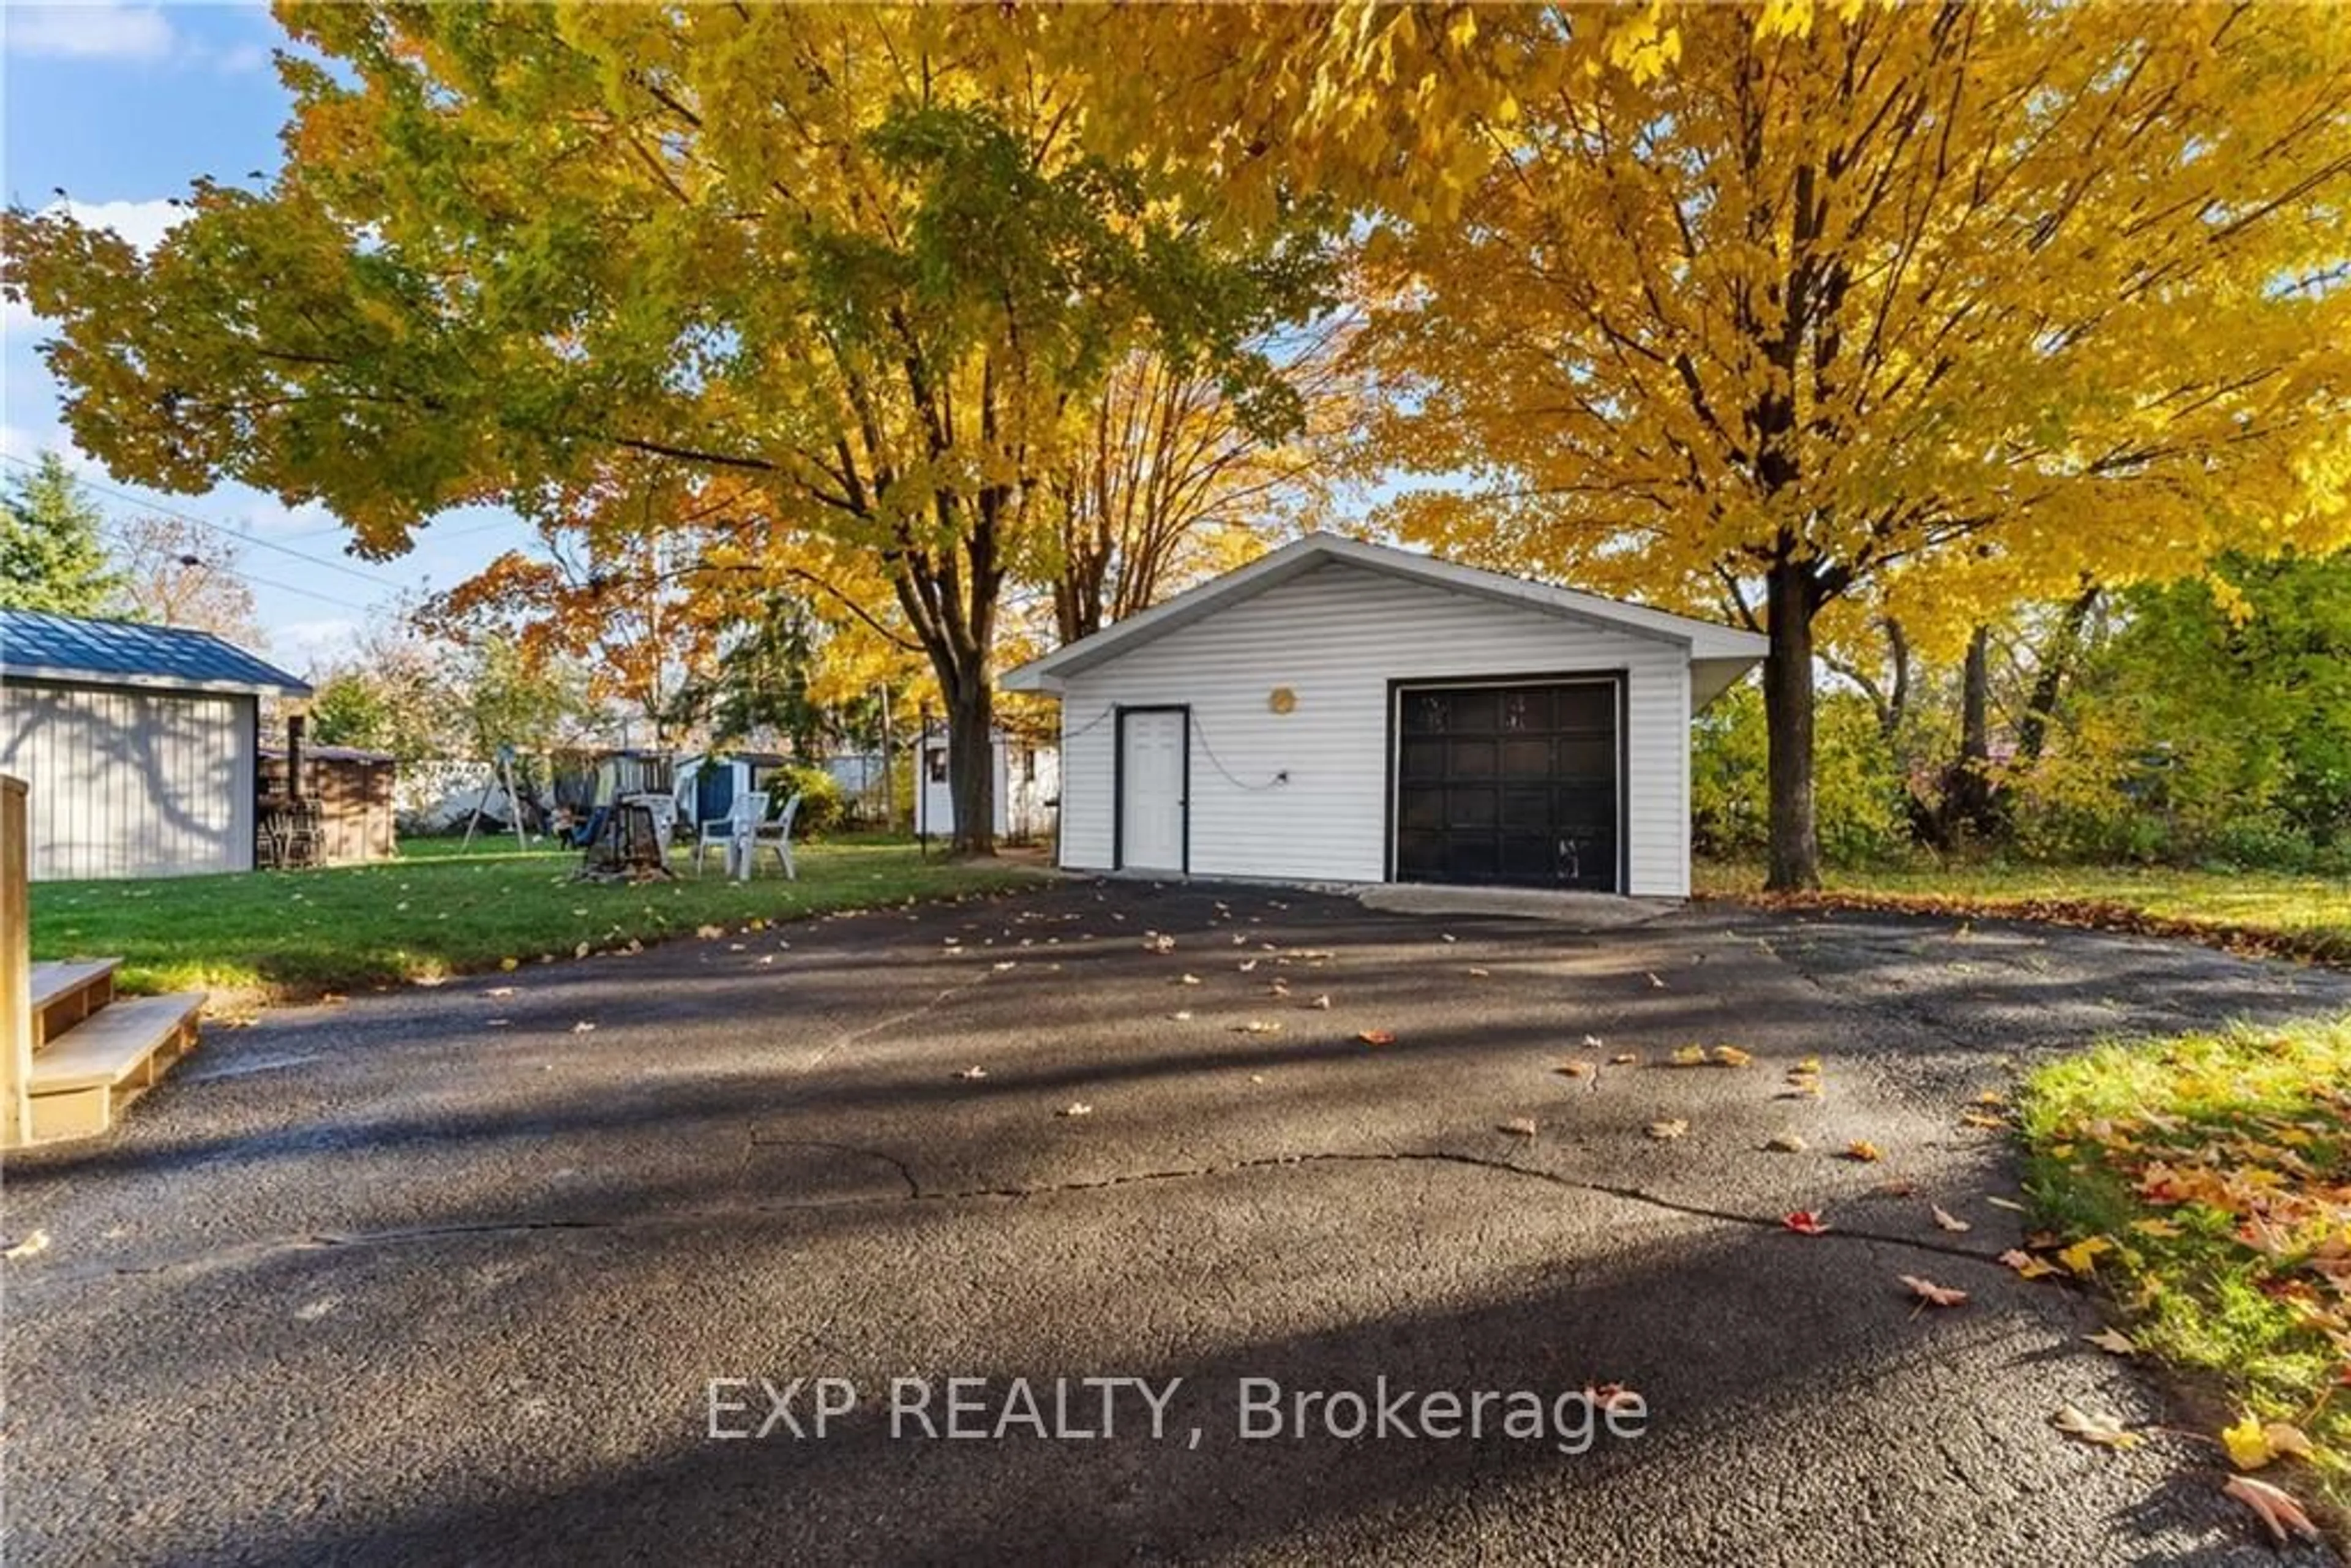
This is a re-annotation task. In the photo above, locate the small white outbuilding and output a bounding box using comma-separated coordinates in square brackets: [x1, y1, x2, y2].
[1000, 534, 1766, 898]
[0, 609, 312, 880]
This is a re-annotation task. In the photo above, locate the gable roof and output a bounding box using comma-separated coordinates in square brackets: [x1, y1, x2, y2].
[1002, 533, 1768, 692]
[0, 609, 311, 697]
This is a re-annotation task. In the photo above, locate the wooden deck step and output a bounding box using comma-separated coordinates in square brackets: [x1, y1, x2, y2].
[26, 992, 202, 1142]
[28, 958, 121, 1049]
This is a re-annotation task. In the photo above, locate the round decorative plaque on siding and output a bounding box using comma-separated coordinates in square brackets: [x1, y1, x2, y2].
[1267, 686, 1297, 715]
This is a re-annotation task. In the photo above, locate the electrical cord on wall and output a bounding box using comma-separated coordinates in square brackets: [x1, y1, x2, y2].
[1051, 706, 1290, 791]
[1188, 712, 1289, 792]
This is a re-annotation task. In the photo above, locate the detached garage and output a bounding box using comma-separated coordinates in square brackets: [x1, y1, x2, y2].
[1001, 535, 1766, 898]
[0, 609, 310, 880]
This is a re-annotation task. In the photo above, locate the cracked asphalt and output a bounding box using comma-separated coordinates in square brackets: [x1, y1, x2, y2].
[7, 880, 2349, 1567]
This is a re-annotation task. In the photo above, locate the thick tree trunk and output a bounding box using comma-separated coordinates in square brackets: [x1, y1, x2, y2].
[1941, 624, 1998, 840]
[941, 666, 996, 857]
[1763, 559, 1822, 891]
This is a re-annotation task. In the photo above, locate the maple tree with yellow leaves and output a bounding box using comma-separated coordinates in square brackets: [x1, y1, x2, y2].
[1, 3, 1337, 852]
[1341, 1, 2351, 887]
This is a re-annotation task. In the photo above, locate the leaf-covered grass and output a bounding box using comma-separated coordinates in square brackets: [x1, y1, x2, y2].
[30, 837, 1043, 1004]
[1695, 860, 2351, 963]
[2017, 1016, 2351, 1518]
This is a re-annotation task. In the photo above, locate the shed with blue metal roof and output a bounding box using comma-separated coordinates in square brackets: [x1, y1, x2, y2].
[1, 609, 310, 879]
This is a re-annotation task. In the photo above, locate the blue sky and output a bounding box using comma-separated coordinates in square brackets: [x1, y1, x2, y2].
[2, 1, 539, 671]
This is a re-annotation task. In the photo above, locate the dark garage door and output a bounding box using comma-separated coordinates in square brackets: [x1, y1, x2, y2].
[1392, 679, 1620, 891]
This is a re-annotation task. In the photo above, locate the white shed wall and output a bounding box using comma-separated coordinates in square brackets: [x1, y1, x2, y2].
[917, 737, 1061, 842]
[0, 678, 256, 880]
[1054, 561, 1694, 896]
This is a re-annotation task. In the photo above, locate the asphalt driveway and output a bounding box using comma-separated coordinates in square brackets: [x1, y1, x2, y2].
[7, 880, 2348, 1566]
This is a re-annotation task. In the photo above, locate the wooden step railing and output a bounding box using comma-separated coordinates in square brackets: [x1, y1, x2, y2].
[3, 775, 32, 1147]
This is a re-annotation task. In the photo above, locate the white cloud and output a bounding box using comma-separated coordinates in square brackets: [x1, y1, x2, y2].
[4, 3, 177, 62]
[228, 495, 341, 539]
[45, 197, 189, 255]
[271, 618, 358, 672]
[0, 424, 56, 464]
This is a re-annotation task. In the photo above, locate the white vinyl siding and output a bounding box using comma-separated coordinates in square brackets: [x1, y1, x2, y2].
[1054, 560, 1695, 896]
[0, 679, 256, 880]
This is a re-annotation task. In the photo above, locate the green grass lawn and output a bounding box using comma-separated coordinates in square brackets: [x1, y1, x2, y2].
[2017, 1016, 2351, 1522]
[1696, 860, 2351, 963]
[31, 836, 1043, 1003]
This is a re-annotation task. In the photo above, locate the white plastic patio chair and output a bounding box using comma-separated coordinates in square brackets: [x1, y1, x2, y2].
[694, 789, 770, 876]
[749, 791, 801, 881]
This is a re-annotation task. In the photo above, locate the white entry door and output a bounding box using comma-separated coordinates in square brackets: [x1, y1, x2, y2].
[1117, 709, 1187, 872]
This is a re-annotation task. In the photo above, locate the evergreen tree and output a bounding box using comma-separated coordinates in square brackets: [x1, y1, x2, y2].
[0, 452, 124, 615]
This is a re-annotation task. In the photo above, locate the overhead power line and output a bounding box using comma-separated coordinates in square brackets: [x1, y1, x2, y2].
[91, 521, 377, 614]
[2, 450, 392, 588]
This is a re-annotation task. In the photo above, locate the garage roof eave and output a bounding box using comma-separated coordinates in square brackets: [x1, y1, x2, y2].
[999, 533, 1767, 689]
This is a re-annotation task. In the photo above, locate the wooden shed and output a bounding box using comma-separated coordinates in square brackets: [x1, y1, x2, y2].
[0, 609, 310, 880]
[258, 743, 396, 865]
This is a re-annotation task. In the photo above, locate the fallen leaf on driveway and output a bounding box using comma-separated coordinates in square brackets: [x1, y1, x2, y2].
[1234, 1020, 1283, 1035]
[2222, 1414, 2313, 1471]
[1057, 1103, 1093, 1118]
[1646, 1119, 1689, 1141]
[1310, 994, 1332, 1010]
[2000, 1248, 2061, 1280]
[1144, 934, 1175, 953]
[2084, 1327, 2137, 1355]
[2058, 1236, 2113, 1276]
[2222, 1475, 2322, 1546]
[956, 1066, 988, 1081]
[1498, 1118, 1537, 1138]
[696, 924, 725, 940]
[484, 986, 516, 999]
[1239, 959, 1260, 972]
[1357, 1029, 1397, 1046]
[571, 1021, 596, 1034]
[1985, 1196, 2028, 1212]
[1711, 1045, 1753, 1068]
[1646, 972, 1666, 988]
[1587, 1382, 1641, 1412]
[4, 1230, 51, 1261]
[1174, 974, 1201, 986]
[1783, 1211, 1830, 1235]
[1899, 1275, 1968, 1307]
[1441, 933, 1458, 944]
[2052, 1403, 2141, 1449]
[1556, 1060, 1596, 1079]
[1765, 1132, 1808, 1153]
[1841, 1140, 1883, 1163]
[1960, 1109, 2006, 1130]
[1610, 1052, 1639, 1066]
[1168, 1010, 1193, 1022]
[1468, 967, 1490, 978]
[1931, 1205, 1972, 1233]
[1670, 1046, 1708, 1067]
